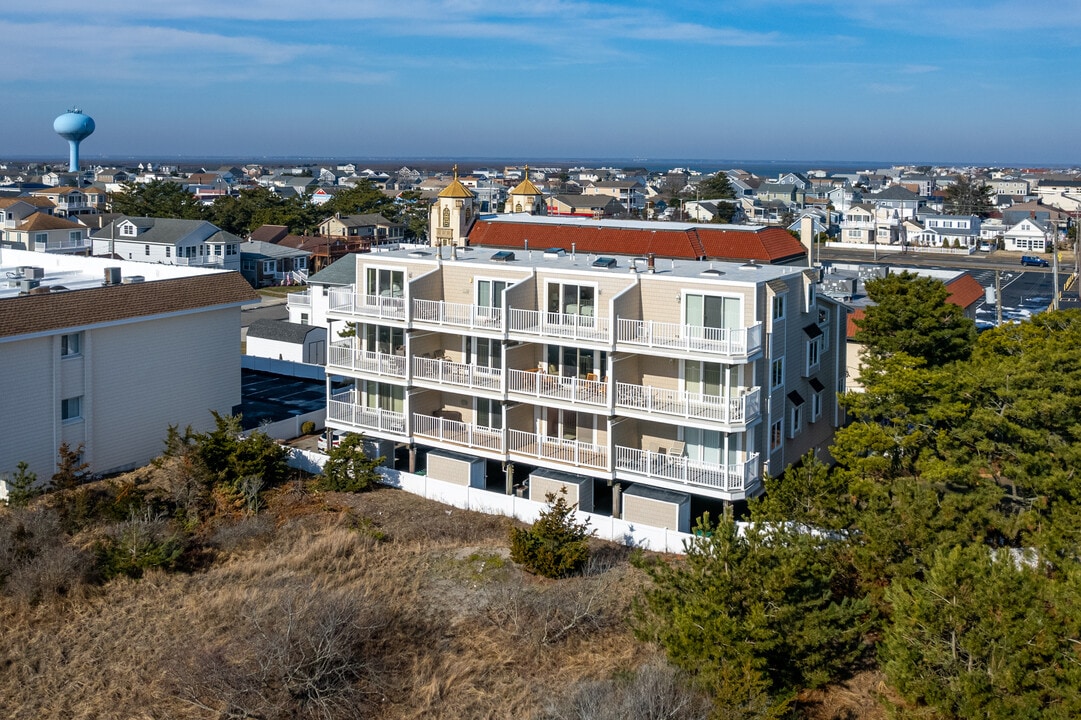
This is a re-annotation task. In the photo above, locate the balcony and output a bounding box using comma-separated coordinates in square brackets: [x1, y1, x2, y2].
[614, 447, 760, 493]
[413, 414, 503, 452]
[327, 391, 406, 436]
[328, 340, 407, 378]
[286, 290, 311, 309]
[34, 236, 90, 253]
[506, 369, 608, 408]
[413, 356, 502, 391]
[412, 299, 503, 331]
[616, 319, 762, 358]
[614, 383, 760, 425]
[508, 308, 611, 343]
[507, 429, 608, 471]
[328, 289, 406, 321]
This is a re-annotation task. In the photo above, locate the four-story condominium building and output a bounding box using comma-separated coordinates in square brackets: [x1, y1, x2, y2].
[325, 245, 845, 525]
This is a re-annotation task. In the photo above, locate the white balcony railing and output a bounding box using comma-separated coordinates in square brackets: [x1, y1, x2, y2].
[614, 447, 760, 493]
[35, 237, 90, 252]
[614, 384, 760, 425]
[616, 320, 762, 357]
[506, 369, 608, 407]
[413, 414, 504, 452]
[286, 290, 311, 308]
[174, 256, 225, 267]
[508, 309, 611, 343]
[507, 429, 608, 470]
[412, 299, 503, 331]
[328, 341, 407, 378]
[412, 357, 502, 390]
[328, 289, 406, 321]
[327, 392, 406, 435]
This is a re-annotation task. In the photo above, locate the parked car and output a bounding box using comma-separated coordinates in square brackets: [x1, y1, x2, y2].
[978, 241, 994, 252]
[317, 430, 345, 452]
[1021, 255, 1049, 267]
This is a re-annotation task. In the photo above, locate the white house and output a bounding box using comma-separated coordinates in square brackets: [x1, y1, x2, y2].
[0, 250, 257, 486]
[91, 217, 242, 271]
[1003, 217, 1051, 253]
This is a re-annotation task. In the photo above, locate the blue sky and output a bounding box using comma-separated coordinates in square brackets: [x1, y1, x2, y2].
[6, 1, 1081, 164]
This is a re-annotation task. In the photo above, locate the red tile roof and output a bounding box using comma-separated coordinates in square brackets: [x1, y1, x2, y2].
[467, 220, 806, 263]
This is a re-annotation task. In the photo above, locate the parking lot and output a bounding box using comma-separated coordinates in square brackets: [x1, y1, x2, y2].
[239, 370, 325, 430]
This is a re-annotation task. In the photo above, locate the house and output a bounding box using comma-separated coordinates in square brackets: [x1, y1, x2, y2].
[318, 213, 405, 247]
[239, 240, 310, 287]
[0, 198, 50, 229]
[286, 254, 357, 328]
[245, 319, 327, 365]
[2, 213, 91, 254]
[323, 245, 845, 528]
[0, 249, 257, 486]
[755, 183, 804, 207]
[866, 186, 922, 218]
[91, 217, 242, 270]
[27, 187, 99, 218]
[838, 267, 984, 392]
[582, 180, 645, 213]
[545, 194, 625, 219]
[912, 214, 982, 249]
[1002, 217, 1052, 253]
[839, 204, 876, 245]
[1035, 178, 1081, 212]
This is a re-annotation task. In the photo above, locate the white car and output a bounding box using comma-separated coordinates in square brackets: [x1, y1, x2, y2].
[317, 430, 345, 452]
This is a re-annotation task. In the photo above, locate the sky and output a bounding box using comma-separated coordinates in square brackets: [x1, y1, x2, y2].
[5, 1, 1081, 165]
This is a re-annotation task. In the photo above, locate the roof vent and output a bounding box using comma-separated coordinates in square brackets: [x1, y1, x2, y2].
[103, 267, 122, 286]
[121, 275, 145, 284]
[491, 250, 516, 263]
[21, 266, 44, 279]
[739, 261, 760, 271]
[700, 268, 725, 276]
[543, 247, 566, 259]
[591, 256, 617, 268]
[408, 250, 430, 258]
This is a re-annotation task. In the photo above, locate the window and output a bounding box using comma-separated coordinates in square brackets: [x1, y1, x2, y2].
[145, 244, 150, 255]
[295, 257, 307, 270]
[69, 230, 81, 242]
[790, 404, 803, 437]
[121, 224, 136, 237]
[165, 247, 171, 258]
[300, 313, 309, 325]
[262, 260, 276, 274]
[442, 207, 450, 228]
[811, 390, 822, 422]
[476, 398, 502, 430]
[770, 358, 784, 389]
[214, 245, 223, 256]
[770, 420, 783, 452]
[61, 332, 82, 357]
[366, 268, 404, 298]
[547, 281, 595, 320]
[772, 294, 786, 321]
[61, 396, 82, 422]
[35, 232, 48, 248]
[806, 337, 821, 374]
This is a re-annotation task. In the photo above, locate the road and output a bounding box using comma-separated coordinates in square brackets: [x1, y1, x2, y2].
[241, 294, 289, 334]
[816, 245, 1078, 275]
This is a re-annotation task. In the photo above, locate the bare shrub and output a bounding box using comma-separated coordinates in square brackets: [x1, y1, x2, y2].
[172, 584, 385, 719]
[0, 506, 92, 604]
[538, 659, 711, 720]
[207, 513, 276, 554]
[485, 573, 615, 646]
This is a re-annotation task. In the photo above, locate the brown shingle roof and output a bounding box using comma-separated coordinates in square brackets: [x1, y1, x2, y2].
[16, 213, 83, 231]
[0, 273, 258, 339]
[467, 220, 805, 264]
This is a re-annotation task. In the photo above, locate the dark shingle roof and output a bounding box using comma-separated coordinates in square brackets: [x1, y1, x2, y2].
[246, 319, 319, 343]
[0, 273, 258, 339]
[307, 254, 358, 286]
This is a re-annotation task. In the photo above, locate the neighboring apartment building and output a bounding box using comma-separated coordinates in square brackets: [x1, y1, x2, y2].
[0, 250, 257, 488]
[91, 217, 242, 270]
[322, 246, 845, 529]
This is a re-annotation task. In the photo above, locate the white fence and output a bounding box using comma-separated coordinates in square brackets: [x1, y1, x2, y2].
[245, 409, 325, 442]
[283, 448, 697, 554]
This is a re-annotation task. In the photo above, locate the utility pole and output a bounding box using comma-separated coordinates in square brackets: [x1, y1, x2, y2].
[995, 270, 1002, 327]
[1051, 223, 1060, 311]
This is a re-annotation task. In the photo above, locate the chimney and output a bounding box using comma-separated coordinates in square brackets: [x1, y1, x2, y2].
[800, 216, 814, 267]
[647, 253, 655, 273]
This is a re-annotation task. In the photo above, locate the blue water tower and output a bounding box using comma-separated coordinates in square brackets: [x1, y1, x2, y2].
[54, 108, 96, 172]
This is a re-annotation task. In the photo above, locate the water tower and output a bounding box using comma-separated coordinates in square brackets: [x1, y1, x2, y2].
[53, 108, 95, 172]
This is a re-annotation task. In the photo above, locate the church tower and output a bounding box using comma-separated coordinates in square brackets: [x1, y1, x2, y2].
[429, 166, 475, 247]
[504, 165, 546, 215]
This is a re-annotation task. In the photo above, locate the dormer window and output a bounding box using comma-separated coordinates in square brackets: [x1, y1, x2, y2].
[120, 223, 137, 237]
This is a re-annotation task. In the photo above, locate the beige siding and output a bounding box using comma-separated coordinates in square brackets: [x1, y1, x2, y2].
[622, 493, 689, 532]
[528, 474, 593, 512]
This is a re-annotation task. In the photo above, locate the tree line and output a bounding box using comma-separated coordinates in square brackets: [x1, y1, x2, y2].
[108, 178, 429, 239]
